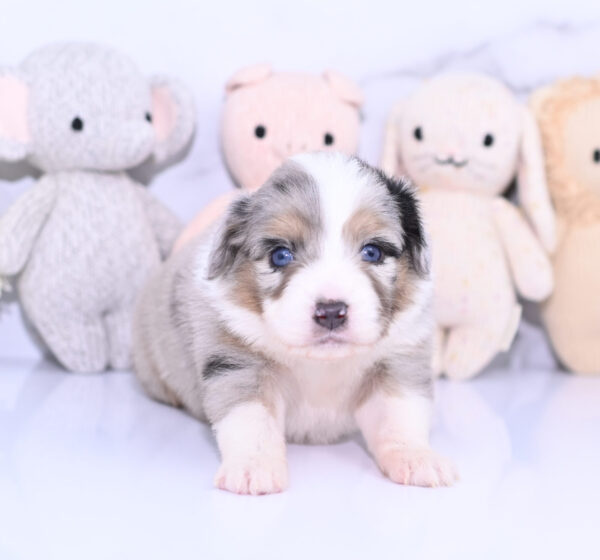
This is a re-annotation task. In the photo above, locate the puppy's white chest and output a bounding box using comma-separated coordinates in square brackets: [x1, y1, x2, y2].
[283, 359, 366, 444]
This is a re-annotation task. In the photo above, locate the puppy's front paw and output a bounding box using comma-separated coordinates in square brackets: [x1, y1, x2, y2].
[214, 456, 288, 495]
[377, 447, 458, 487]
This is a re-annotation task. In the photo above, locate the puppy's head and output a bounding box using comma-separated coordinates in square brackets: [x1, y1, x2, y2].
[208, 152, 430, 359]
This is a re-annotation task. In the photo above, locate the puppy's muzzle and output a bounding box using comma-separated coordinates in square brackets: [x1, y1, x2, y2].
[314, 301, 348, 331]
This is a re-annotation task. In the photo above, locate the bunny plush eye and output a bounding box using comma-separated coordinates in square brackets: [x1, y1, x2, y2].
[593, 148, 600, 163]
[413, 127, 423, 141]
[483, 133, 494, 147]
[254, 125, 266, 139]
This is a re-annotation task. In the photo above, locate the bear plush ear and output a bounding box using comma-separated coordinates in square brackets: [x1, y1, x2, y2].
[150, 75, 196, 164]
[517, 106, 557, 254]
[529, 84, 555, 118]
[380, 100, 407, 178]
[225, 64, 272, 93]
[0, 69, 31, 161]
[323, 70, 364, 109]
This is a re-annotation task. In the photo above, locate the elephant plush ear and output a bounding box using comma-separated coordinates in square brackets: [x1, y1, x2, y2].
[0, 69, 31, 161]
[150, 75, 196, 164]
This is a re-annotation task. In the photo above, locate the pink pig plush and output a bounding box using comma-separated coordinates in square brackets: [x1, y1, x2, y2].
[173, 64, 363, 251]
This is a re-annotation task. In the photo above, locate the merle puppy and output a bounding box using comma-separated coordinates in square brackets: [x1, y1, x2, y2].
[133, 152, 457, 494]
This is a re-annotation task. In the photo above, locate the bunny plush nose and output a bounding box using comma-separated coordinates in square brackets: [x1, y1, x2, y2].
[314, 301, 348, 330]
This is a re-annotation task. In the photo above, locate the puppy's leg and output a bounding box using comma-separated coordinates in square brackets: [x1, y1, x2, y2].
[356, 391, 457, 487]
[213, 400, 288, 495]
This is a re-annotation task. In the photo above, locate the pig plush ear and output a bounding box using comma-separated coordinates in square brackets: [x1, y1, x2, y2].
[380, 100, 407, 177]
[225, 64, 272, 93]
[517, 106, 557, 254]
[0, 69, 31, 161]
[323, 70, 364, 109]
[150, 75, 196, 164]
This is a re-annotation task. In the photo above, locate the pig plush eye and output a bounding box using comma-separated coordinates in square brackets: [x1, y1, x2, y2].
[593, 148, 600, 163]
[254, 125, 266, 139]
[413, 127, 423, 141]
[483, 133, 494, 147]
[324, 132, 334, 146]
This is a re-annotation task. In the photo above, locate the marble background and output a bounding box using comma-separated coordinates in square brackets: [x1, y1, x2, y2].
[1, 0, 600, 362]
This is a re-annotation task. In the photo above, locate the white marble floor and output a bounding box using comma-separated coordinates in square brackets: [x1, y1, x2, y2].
[1, 333, 598, 560]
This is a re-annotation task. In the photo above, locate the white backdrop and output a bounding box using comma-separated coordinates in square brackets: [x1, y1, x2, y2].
[2, 0, 600, 361]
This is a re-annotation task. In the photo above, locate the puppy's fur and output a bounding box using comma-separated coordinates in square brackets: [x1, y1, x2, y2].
[133, 153, 457, 494]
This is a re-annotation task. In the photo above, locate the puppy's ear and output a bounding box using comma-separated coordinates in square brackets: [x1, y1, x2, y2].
[208, 196, 252, 279]
[381, 172, 429, 276]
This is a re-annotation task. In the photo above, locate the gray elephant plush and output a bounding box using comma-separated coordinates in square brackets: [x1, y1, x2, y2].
[0, 43, 195, 372]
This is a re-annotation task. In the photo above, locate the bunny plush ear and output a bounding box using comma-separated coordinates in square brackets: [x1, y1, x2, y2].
[150, 75, 196, 164]
[323, 70, 364, 109]
[517, 106, 557, 254]
[380, 100, 406, 177]
[225, 63, 272, 93]
[0, 69, 31, 161]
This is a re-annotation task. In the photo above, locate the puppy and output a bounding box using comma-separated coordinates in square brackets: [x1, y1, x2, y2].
[133, 152, 457, 495]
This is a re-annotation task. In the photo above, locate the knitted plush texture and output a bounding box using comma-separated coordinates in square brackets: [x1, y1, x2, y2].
[0, 43, 195, 372]
[381, 73, 555, 380]
[173, 64, 363, 252]
[531, 77, 600, 375]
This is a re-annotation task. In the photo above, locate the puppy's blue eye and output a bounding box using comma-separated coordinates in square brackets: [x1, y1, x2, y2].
[361, 244, 383, 263]
[270, 247, 294, 268]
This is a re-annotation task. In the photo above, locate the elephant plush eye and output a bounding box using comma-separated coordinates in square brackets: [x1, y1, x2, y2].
[324, 132, 334, 146]
[593, 149, 600, 163]
[254, 125, 266, 139]
[483, 133, 494, 147]
[145, 112, 152, 123]
[71, 117, 84, 132]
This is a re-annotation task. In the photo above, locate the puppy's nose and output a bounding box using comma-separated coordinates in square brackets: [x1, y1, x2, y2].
[314, 301, 348, 330]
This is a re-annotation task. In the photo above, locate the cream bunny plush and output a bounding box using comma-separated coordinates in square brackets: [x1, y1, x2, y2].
[381, 73, 555, 380]
[530, 77, 600, 375]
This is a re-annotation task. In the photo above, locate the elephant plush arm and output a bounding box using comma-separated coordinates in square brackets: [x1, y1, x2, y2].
[0, 176, 58, 275]
[492, 197, 553, 302]
[137, 187, 183, 259]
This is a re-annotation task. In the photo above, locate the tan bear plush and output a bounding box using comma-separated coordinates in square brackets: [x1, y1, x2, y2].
[531, 77, 600, 375]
